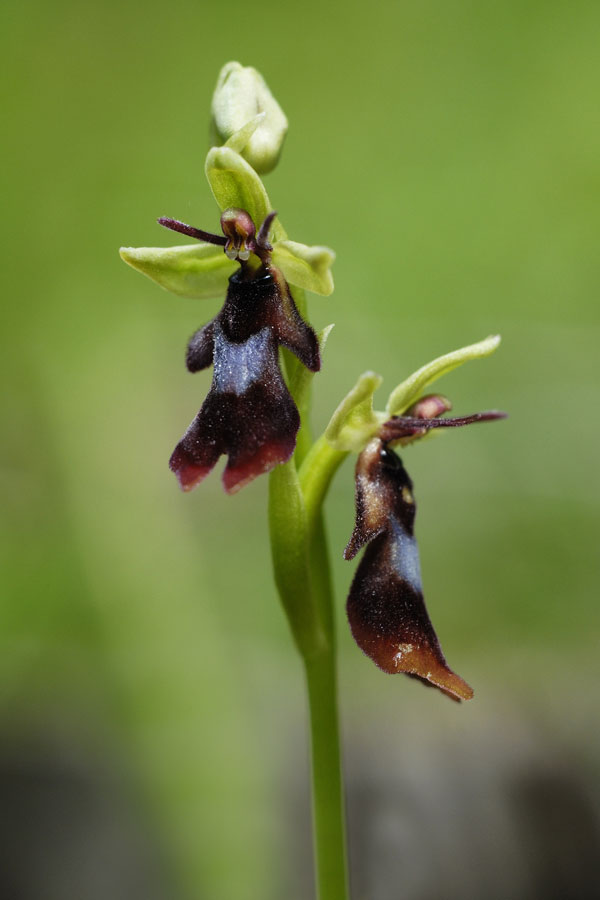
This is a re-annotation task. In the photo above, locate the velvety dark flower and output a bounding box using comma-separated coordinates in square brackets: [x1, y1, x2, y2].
[121, 134, 334, 492]
[344, 407, 505, 701]
[160, 208, 320, 493]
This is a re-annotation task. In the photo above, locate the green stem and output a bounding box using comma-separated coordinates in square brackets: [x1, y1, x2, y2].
[269, 432, 350, 899]
[299, 434, 348, 538]
[302, 443, 350, 899]
[301, 509, 348, 900]
[304, 640, 348, 900]
[268, 461, 328, 659]
[306, 512, 348, 898]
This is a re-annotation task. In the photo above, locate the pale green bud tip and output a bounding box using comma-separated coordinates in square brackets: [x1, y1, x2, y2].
[211, 61, 288, 175]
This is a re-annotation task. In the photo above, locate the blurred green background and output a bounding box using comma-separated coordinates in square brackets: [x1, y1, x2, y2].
[2, 0, 599, 897]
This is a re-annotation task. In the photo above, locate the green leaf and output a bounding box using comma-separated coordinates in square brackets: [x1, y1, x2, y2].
[272, 240, 335, 296]
[119, 243, 236, 299]
[205, 146, 286, 241]
[385, 335, 502, 416]
[325, 371, 385, 452]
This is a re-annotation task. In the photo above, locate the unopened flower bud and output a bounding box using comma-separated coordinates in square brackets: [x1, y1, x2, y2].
[211, 62, 288, 175]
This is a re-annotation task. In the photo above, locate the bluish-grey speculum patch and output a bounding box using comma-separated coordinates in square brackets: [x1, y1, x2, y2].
[169, 257, 320, 494]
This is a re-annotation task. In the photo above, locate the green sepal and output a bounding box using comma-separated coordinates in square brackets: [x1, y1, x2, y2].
[325, 371, 386, 452]
[385, 334, 502, 416]
[272, 240, 335, 297]
[205, 146, 286, 241]
[119, 243, 236, 299]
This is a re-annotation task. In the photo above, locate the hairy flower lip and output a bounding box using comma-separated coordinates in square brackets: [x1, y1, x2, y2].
[169, 254, 319, 493]
[152, 202, 322, 493]
[343, 393, 506, 696]
[344, 436, 478, 701]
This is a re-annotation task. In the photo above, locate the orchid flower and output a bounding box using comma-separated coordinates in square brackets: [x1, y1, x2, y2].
[120, 122, 334, 492]
[325, 335, 506, 700]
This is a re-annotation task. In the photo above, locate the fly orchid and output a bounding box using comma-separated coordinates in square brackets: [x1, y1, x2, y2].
[157, 207, 321, 492]
[120, 112, 334, 493]
[345, 405, 506, 701]
[324, 335, 506, 700]
[120, 61, 506, 900]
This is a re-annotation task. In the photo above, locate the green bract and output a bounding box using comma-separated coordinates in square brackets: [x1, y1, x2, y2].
[325, 335, 501, 452]
[211, 62, 288, 175]
[120, 144, 334, 301]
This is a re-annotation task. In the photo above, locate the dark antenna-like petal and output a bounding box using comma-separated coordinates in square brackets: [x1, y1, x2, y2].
[380, 410, 507, 443]
[157, 217, 227, 246]
[256, 210, 278, 250]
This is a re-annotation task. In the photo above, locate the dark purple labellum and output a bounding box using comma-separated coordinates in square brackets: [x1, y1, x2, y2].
[345, 438, 474, 701]
[170, 268, 320, 493]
